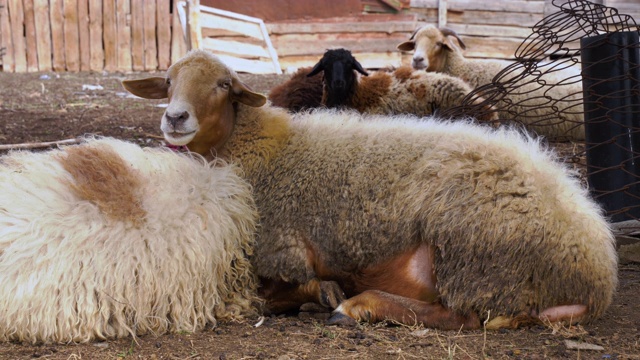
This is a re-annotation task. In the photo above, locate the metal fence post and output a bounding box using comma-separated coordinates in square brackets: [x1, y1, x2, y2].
[581, 31, 640, 222]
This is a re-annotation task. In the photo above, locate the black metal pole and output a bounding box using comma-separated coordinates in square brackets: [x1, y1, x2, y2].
[580, 31, 640, 223]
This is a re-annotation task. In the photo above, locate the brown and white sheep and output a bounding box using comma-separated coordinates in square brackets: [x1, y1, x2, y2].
[397, 25, 585, 141]
[123, 50, 618, 330]
[0, 137, 259, 343]
[307, 48, 496, 121]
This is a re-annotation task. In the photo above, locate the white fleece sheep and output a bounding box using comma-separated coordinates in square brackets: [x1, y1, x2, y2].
[123, 50, 617, 330]
[398, 25, 585, 141]
[0, 137, 259, 344]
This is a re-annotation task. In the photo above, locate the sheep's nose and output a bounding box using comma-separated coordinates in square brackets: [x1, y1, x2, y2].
[165, 111, 189, 127]
[413, 56, 424, 64]
[333, 79, 346, 89]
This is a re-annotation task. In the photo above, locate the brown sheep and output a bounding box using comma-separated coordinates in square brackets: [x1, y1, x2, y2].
[122, 50, 618, 330]
[268, 66, 324, 112]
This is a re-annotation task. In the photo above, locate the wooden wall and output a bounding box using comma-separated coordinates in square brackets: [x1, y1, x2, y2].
[1, 0, 637, 72]
[266, 14, 418, 70]
[0, 0, 187, 72]
[198, 0, 417, 71]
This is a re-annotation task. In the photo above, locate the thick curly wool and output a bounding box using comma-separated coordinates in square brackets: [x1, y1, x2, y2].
[223, 104, 617, 322]
[268, 66, 323, 112]
[352, 67, 487, 119]
[0, 138, 259, 344]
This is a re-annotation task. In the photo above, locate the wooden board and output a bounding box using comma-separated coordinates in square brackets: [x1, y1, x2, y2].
[103, 0, 117, 72]
[200, 0, 362, 22]
[216, 54, 280, 74]
[22, 0, 38, 72]
[88, 0, 104, 71]
[116, 0, 132, 71]
[447, 23, 534, 38]
[171, 0, 187, 64]
[143, 0, 157, 70]
[78, 0, 90, 71]
[8, 0, 26, 72]
[198, 10, 264, 40]
[157, 0, 171, 70]
[49, 0, 65, 71]
[63, 0, 80, 71]
[202, 38, 271, 58]
[411, 0, 544, 13]
[278, 52, 409, 71]
[0, 0, 14, 71]
[33, 0, 52, 71]
[267, 17, 417, 35]
[130, 0, 144, 71]
[271, 32, 412, 57]
[412, 8, 544, 27]
[461, 36, 532, 59]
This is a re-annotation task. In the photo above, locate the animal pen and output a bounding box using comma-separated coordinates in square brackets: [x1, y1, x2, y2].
[0, 0, 639, 229]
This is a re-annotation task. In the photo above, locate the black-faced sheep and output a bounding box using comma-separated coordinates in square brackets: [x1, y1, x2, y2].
[0, 137, 259, 343]
[307, 48, 496, 122]
[397, 25, 585, 141]
[123, 50, 617, 330]
[268, 66, 324, 111]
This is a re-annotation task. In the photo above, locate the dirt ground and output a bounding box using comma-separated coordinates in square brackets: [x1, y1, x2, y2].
[0, 70, 639, 360]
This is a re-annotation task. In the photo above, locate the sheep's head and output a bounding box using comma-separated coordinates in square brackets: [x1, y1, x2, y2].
[307, 49, 369, 108]
[122, 50, 266, 156]
[397, 25, 467, 72]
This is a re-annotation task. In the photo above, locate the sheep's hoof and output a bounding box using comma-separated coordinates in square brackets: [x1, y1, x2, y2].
[299, 302, 330, 313]
[327, 312, 357, 327]
[319, 281, 346, 309]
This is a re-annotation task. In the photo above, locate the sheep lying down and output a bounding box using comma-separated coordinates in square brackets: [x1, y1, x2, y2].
[0, 138, 259, 343]
[123, 50, 618, 330]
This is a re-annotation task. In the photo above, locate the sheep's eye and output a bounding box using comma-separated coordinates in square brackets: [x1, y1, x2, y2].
[166, 78, 171, 86]
[436, 41, 443, 48]
[220, 80, 231, 89]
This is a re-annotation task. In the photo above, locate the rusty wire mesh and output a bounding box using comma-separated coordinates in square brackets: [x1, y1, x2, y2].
[442, 0, 640, 227]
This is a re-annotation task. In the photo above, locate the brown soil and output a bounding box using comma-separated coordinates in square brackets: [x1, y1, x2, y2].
[0, 71, 638, 360]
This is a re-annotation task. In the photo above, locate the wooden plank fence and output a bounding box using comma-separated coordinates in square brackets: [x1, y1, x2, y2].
[1, 0, 636, 72]
[0, 0, 187, 72]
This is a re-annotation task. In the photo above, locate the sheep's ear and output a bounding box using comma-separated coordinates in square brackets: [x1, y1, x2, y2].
[439, 27, 467, 50]
[307, 60, 325, 77]
[397, 41, 415, 52]
[122, 77, 168, 99]
[230, 77, 267, 107]
[353, 60, 369, 76]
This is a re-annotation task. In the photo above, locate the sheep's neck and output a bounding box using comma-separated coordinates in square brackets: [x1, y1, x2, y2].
[189, 102, 236, 158]
[221, 104, 292, 177]
[441, 51, 467, 82]
[323, 79, 358, 109]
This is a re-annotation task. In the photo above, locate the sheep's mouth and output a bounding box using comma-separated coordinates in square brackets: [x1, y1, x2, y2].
[164, 131, 196, 145]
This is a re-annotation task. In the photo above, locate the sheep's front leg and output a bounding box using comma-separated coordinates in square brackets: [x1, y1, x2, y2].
[260, 278, 347, 314]
[328, 290, 480, 330]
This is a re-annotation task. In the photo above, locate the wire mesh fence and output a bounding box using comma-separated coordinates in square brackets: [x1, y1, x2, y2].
[442, 0, 640, 228]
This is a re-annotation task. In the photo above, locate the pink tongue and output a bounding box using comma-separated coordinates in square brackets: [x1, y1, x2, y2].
[165, 144, 189, 152]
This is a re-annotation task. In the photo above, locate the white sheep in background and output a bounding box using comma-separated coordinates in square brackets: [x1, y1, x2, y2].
[397, 25, 585, 141]
[0, 137, 259, 344]
[123, 50, 617, 330]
